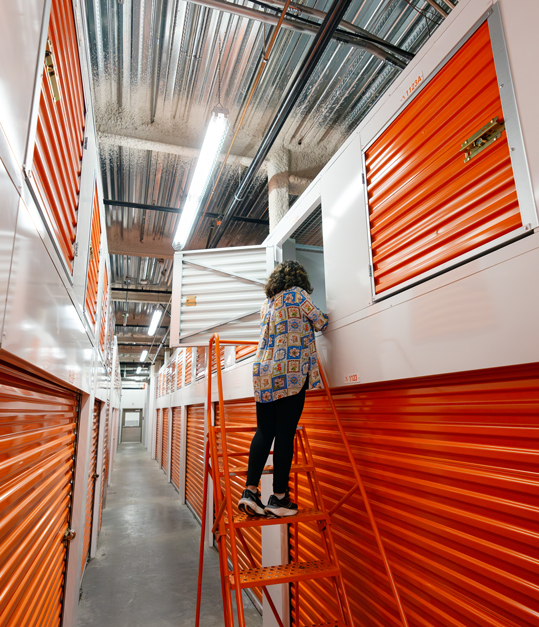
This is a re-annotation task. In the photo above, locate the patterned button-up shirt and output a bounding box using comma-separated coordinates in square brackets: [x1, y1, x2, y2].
[253, 287, 329, 403]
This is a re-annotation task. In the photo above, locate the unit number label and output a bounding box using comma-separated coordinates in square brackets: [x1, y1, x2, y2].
[401, 72, 423, 103]
[344, 373, 359, 384]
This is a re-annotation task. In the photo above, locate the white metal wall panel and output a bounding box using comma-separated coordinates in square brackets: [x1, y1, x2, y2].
[0, 0, 47, 165]
[0, 163, 19, 339]
[171, 246, 268, 346]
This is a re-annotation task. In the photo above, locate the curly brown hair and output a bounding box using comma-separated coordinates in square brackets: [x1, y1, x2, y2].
[265, 260, 313, 298]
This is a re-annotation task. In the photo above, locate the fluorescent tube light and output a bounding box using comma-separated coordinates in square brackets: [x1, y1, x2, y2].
[140, 350, 148, 362]
[148, 308, 163, 336]
[173, 105, 229, 250]
[136, 366, 142, 374]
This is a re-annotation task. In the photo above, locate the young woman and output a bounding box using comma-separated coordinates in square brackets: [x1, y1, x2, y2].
[238, 260, 328, 517]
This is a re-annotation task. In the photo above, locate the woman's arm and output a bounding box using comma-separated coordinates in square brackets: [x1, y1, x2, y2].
[299, 290, 328, 332]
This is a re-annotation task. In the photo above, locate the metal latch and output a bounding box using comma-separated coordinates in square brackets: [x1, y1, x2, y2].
[64, 528, 77, 542]
[460, 116, 505, 163]
[92, 473, 100, 479]
[45, 38, 61, 102]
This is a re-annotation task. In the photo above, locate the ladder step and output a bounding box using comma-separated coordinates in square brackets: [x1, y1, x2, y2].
[300, 623, 343, 627]
[230, 508, 327, 528]
[229, 560, 340, 589]
[223, 462, 314, 477]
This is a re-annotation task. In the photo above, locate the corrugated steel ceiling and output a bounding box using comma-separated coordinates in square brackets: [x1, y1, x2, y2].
[84, 0, 454, 364]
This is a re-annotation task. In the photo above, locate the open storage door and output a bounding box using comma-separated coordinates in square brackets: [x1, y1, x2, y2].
[0, 361, 79, 626]
[171, 245, 270, 349]
[365, 19, 535, 298]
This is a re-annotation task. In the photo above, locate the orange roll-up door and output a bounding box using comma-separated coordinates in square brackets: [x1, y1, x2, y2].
[365, 22, 521, 296]
[211, 346, 226, 374]
[32, 0, 86, 275]
[185, 404, 205, 521]
[177, 350, 184, 389]
[171, 407, 181, 490]
[215, 400, 262, 605]
[196, 348, 206, 380]
[185, 348, 193, 386]
[236, 345, 256, 362]
[161, 408, 169, 473]
[155, 409, 161, 463]
[0, 361, 79, 626]
[98, 402, 110, 533]
[290, 362, 539, 627]
[81, 399, 100, 577]
[99, 267, 108, 354]
[85, 186, 101, 327]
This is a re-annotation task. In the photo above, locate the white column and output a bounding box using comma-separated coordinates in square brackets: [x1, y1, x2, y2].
[268, 147, 290, 232]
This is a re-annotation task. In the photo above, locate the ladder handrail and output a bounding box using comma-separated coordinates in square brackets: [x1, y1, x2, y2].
[198, 333, 409, 627]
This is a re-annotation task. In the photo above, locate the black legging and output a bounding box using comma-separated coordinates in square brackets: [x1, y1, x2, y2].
[246, 378, 309, 494]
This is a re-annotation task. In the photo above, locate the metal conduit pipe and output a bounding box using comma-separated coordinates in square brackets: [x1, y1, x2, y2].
[208, 0, 356, 249]
[186, 0, 407, 67]
[259, 0, 415, 60]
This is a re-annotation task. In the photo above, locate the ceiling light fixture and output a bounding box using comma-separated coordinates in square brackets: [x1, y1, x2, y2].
[140, 350, 148, 362]
[136, 366, 142, 374]
[148, 308, 163, 336]
[172, 105, 229, 250]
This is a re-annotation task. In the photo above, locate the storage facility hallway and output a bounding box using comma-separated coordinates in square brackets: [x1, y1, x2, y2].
[78, 443, 262, 627]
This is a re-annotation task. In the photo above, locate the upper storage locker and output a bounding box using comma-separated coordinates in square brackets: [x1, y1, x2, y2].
[365, 18, 532, 298]
[32, 0, 85, 276]
[85, 185, 101, 327]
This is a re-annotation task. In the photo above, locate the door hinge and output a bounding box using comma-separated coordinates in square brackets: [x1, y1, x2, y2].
[92, 473, 100, 479]
[368, 265, 373, 278]
[362, 172, 365, 185]
[84, 137, 88, 150]
[74, 242, 79, 257]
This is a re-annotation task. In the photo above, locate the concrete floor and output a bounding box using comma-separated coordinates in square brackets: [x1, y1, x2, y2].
[78, 443, 263, 627]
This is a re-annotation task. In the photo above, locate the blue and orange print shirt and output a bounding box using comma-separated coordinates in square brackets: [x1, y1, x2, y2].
[253, 287, 329, 403]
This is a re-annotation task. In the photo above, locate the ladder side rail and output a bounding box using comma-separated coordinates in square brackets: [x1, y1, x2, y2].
[292, 434, 300, 626]
[210, 425, 234, 627]
[214, 334, 248, 627]
[208, 335, 235, 626]
[300, 427, 353, 626]
[318, 360, 410, 627]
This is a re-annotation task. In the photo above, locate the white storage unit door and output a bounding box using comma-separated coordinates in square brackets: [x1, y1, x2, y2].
[171, 245, 269, 346]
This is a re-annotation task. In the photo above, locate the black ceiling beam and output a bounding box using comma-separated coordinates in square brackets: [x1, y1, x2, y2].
[104, 199, 269, 225]
[209, 0, 354, 248]
[112, 287, 172, 295]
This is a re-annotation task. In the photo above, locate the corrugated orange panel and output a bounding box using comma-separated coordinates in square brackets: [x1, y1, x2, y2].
[85, 186, 101, 327]
[170, 357, 177, 392]
[236, 345, 257, 362]
[171, 407, 181, 490]
[32, 0, 85, 274]
[161, 408, 169, 473]
[211, 346, 226, 374]
[177, 350, 184, 389]
[155, 409, 161, 464]
[215, 400, 263, 605]
[186, 404, 205, 521]
[99, 268, 108, 354]
[365, 22, 522, 295]
[81, 399, 100, 577]
[196, 348, 207, 380]
[289, 362, 539, 627]
[185, 348, 193, 386]
[98, 401, 110, 533]
[0, 360, 79, 626]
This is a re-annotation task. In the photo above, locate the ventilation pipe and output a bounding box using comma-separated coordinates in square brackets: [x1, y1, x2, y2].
[268, 147, 290, 231]
[209, 0, 356, 248]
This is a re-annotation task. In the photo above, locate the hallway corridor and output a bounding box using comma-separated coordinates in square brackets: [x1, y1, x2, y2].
[78, 444, 262, 627]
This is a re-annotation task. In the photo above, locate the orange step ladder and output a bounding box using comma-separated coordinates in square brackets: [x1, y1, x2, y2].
[195, 334, 410, 627]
